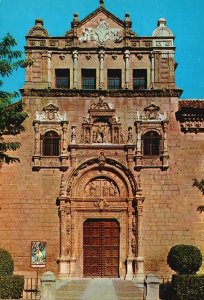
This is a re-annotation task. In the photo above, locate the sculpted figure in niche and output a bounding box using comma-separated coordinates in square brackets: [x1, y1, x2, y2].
[109, 182, 117, 196]
[85, 128, 91, 143]
[89, 181, 97, 197]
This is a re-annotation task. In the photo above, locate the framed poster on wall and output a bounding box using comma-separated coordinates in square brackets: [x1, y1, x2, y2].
[31, 241, 46, 268]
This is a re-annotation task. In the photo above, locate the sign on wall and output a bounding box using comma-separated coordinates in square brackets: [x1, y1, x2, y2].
[31, 241, 46, 268]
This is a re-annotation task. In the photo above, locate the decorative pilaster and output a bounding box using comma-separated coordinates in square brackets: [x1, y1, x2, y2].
[73, 50, 78, 89]
[124, 50, 130, 89]
[135, 121, 142, 169]
[99, 49, 105, 89]
[58, 200, 71, 277]
[135, 176, 145, 283]
[126, 199, 134, 280]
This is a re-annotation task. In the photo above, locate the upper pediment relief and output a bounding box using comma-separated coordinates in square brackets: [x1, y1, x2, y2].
[65, 2, 137, 46]
[78, 16, 123, 45]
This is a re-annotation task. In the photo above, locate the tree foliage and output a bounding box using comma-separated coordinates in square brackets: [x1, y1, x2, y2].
[0, 33, 28, 164]
[193, 179, 204, 195]
[193, 179, 204, 212]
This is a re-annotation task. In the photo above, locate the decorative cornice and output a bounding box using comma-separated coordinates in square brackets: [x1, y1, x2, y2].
[179, 100, 204, 109]
[21, 88, 183, 98]
[176, 100, 204, 133]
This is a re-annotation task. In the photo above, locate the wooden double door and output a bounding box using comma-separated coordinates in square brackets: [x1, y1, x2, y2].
[83, 219, 119, 278]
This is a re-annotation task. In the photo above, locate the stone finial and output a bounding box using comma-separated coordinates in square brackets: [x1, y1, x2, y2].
[152, 18, 173, 37]
[73, 13, 78, 22]
[27, 18, 49, 37]
[158, 18, 166, 27]
[125, 13, 130, 22]
[35, 18, 43, 26]
[100, 0, 104, 8]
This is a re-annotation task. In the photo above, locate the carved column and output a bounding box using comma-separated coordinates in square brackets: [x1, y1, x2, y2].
[125, 50, 130, 89]
[150, 51, 155, 88]
[161, 121, 169, 168]
[61, 122, 68, 155]
[73, 50, 78, 89]
[99, 49, 105, 89]
[47, 51, 52, 88]
[41, 51, 52, 87]
[135, 121, 142, 169]
[34, 122, 40, 156]
[126, 199, 134, 280]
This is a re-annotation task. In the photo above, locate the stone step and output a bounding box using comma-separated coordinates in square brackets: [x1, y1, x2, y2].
[56, 279, 143, 300]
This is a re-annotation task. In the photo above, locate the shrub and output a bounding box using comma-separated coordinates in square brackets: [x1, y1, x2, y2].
[167, 244, 202, 274]
[0, 249, 14, 276]
[172, 274, 204, 300]
[0, 275, 24, 299]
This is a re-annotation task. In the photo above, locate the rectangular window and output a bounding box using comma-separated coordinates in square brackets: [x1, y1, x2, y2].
[55, 69, 70, 89]
[133, 69, 147, 90]
[82, 69, 96, 90]
[108, 69, 121, 90]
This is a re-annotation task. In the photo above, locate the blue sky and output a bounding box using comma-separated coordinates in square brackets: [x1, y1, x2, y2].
[0, 0, 204, 99]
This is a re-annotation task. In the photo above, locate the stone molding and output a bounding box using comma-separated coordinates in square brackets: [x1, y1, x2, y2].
[21, 88, 183, 98]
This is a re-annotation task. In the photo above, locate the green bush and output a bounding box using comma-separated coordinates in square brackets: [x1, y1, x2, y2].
[0, 249, 14, 276]
[167, 244, 202, 274]
[172, 274, 204, 300]
[0, 275, 24, 299]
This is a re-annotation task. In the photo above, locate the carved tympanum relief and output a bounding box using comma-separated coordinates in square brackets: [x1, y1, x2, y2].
[79, 17, 123, 45]
[84, 178, 119, 197]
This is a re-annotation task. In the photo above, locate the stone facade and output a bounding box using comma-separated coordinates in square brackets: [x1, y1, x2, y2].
[0, 0, 204, 280]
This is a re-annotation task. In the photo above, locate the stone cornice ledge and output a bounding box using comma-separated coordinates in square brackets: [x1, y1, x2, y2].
[20, 88, 183, 98]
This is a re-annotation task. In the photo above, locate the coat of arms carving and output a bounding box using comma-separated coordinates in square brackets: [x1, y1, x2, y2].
[79, 17, 123, 44]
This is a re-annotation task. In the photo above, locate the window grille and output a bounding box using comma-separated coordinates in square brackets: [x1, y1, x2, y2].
[82, 69, 96, 89]
[55, 69, 70, 88]
[133, 69, 147, 90]
[108, 69, 121, 90]
[143, 131, 161, 156]
[42, 131, 60, 156]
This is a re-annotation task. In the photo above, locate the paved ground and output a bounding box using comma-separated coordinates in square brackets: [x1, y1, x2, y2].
[56, 279, 143, 300]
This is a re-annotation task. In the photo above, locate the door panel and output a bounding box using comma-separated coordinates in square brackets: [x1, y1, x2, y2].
[83, 219, 119, 278]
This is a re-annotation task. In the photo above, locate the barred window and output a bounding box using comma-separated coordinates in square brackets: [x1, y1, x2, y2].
[55, 69, 70, 88]
[42, 131, 60, 156]
[133, 69, 147, 90]
[82, 69, 96, 89]
[108, 69, 121, 90]
[143, 131, 161, 156]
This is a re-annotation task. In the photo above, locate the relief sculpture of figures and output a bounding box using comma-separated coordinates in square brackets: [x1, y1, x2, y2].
[85, 179, 119, 197]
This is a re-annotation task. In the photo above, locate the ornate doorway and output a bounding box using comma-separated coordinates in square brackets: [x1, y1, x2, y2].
[83, 219, 119, 278]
